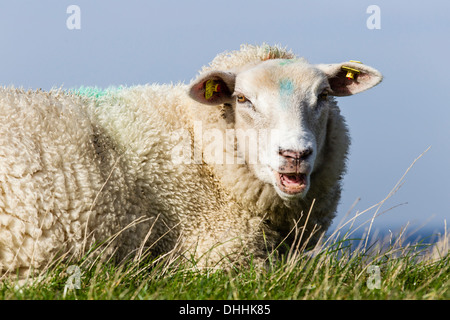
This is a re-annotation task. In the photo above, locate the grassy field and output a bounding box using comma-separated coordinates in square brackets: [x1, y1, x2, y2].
[1, 150, 448, 302]
[1, 222, 448, 301]
[0, 149, 450, 300]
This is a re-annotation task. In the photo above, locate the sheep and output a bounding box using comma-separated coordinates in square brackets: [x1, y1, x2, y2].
[0, 44, 382, 275]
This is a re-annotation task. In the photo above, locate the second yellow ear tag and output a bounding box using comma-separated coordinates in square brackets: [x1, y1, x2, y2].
[341, 60, 362, 79]
[205, 80, 220, 100]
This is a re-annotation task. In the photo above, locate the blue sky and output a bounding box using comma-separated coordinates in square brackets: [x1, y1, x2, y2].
[0, 0, 449, 236]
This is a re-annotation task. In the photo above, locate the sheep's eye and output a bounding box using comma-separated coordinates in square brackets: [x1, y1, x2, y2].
[318, 91, 329, 101]
[236, 95, 248, 103]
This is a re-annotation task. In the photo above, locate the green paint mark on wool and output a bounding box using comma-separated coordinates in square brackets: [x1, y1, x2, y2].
[278, 58, 301, 66]
[71, 86, 125, 100]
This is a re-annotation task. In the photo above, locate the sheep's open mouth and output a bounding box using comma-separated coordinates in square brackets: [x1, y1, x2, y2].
[273, 171, 307, 195]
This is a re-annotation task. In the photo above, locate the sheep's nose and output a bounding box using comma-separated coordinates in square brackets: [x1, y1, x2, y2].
[278, 148, 313, 173]
[279, 148, 313, 160]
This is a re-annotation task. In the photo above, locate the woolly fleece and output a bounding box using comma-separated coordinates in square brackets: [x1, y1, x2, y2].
[0, 44, 380, 275]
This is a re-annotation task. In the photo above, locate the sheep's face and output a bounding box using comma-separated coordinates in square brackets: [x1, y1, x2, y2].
[189, 58, 382, 200]
[232, 60, 329, 200]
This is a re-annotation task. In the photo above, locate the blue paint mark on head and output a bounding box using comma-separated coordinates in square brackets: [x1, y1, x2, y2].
[279, 79, 294, 95]
[279, 78, 294, 109]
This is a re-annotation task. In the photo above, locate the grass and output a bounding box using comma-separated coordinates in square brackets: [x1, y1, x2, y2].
[0, 222, 448, 300]
[1, 147, 448, 300]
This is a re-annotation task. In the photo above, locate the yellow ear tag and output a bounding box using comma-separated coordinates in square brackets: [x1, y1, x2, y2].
[205, 80, 220, 100]
[341, 60, 363, 80]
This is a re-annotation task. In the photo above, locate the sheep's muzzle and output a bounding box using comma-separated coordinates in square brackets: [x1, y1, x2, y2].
[273, 171, 307, 195]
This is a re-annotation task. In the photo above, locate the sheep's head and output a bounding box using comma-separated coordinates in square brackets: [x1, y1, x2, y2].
[189, 58, 382, 200]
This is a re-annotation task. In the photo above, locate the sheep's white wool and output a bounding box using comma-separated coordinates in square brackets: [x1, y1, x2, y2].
[0, 45, 382, 275]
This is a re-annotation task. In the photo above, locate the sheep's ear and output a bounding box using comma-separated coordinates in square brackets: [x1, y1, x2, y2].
[188, 71, 236, 105]
[317, 61, 382, 96]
